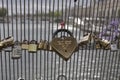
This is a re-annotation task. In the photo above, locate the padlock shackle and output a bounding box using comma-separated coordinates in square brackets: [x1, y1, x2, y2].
[14, 41, 21, 46]
[52, 29, 73, 38]
[30, 40, 37, 44]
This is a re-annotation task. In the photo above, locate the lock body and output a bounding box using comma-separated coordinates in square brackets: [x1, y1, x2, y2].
[110, 41, 118, 51]
[11, 41, 22, 59]
[21, 40, 29, 50]
[28, 40, 37, 53]
[51, 29, 78, 60]
[38, 40, 44, 50]
[0, 36, 14, 49]
[78, 33, 91, 45]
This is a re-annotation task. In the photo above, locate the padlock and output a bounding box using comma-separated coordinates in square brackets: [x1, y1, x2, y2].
[11, 41, 22, 59]
[78, 33, 91, 46]
[0, 41, 3, 50]
[95, 41, 101, 49]
[38, 40, 44, 50]
[50, 29, 77, 60]
[28, 40, 37, 53]
[21, 40, 29, 50]
[48, 42, 53, 51]
[4, 46, 12, 52]
[100, 39, 110, 48]
[2, 36, 14, 47]
[110, 41, 118, 51]
[43, 40, 48, 50]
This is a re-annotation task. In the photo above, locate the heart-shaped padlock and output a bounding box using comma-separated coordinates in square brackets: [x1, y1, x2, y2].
[50, 29, 77, 61]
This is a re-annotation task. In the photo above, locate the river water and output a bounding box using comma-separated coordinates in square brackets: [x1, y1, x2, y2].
[0, 21, 120, 80]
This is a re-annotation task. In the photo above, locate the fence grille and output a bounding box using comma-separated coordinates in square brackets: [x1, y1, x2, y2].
[0, 0, 120, 80]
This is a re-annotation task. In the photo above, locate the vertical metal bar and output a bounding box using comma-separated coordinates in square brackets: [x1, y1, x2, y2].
[19, 0, 23, 79]
[78, 0, 85, 79]
[40, 0, 42, 79]
[82, 0, 89, 80]
[27, 0, 30, 79]
[1, 0, 7, 80]
[51, 0, 55, 79]
[44, 0, 47, 79]
[15, 0, 20, 79]
[92, 0, 102, 80]
[68, 0, 72, 79]
[10, 0, 16, 80]
[6, 0, 12, 79]
[31, 0, 35, 79]
[36, 0, 38, 79]
[23, 0, 27, 79]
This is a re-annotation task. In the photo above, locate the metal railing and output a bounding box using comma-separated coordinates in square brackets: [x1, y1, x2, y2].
[0, 0, 120, 80]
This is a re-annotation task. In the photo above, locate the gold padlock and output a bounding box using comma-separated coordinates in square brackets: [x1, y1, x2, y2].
[38, 40, 44, 50]
[100, 39, 110, 47]
[0, 41, 3, 50]
[95, 41, 101, 49]
[21, 40, 29, 50]
[1, 36, 14, 48]
[78, 33, 91, 45]
[28, 40, 37, 53]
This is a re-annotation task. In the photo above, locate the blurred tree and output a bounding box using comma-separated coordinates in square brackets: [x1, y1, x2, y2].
[0, 7, 7, 17]
[48, 10, 62, 17]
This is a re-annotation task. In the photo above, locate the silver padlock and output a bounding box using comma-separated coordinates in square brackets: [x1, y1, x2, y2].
[4, 46, 12, 52]
[110, 41, 118, 51]
[11, 41, 22, 59]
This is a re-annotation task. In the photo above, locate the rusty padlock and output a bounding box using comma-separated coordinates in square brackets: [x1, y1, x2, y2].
[28, 40, 37, 53]
[38, 40, 44, 50]
[11, 41, 22, 59]
[21, 40, 29, 50]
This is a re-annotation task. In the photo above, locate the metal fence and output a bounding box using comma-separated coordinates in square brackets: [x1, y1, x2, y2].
[0, 0, 120, 80]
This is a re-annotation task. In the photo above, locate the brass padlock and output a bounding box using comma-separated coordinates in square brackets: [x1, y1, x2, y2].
[1, 36, 14, 48]
[21, 40, 29, 50]
[78, 33, 91, 46]
[38, 40, 44, 50]
[0, 41, 4, 50]
[51, 29, 78, 60]
[28, 40, 37, 53]
[100, 39, 110, 47]
[11, 41, 22, 59]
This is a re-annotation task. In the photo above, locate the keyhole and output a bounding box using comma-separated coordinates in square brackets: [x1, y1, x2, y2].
[65, 50, 67, 52]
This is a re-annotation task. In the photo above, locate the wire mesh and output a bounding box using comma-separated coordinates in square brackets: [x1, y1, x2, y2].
[0, 0, 120, 80]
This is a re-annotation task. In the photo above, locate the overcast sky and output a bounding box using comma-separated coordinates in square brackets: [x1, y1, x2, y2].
[0, 0, 92, 15]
